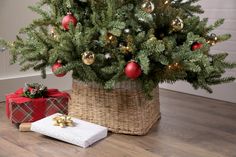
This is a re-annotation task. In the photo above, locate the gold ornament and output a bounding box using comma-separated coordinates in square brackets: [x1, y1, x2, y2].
[106, 33, 117, 45]
[82, 51, 95, 65]
[206, 33, 218, 46]
[171, 17, 184, 32]
[120, 46, 132, 54]
[141, 0, 155, 13]
[50, 28, 55, 36]
[53, 115, 74, 128]
[49, 27, 59, 40]
[119, 42, 133, 54]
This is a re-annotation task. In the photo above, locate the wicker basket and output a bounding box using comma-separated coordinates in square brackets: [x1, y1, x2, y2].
[69, 80, 161, 135]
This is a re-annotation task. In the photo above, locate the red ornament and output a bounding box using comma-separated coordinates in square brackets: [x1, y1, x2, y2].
[125, 61, 142, 79]
[52, 61, 67, 77]
[62, 12, 78, 30]
[191, 42, 203, 51]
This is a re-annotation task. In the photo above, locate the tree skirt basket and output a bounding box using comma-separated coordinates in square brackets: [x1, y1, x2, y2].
[69, 80, 161, 135]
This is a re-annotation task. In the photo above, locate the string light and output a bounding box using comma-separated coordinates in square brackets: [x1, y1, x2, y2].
[168, 62, 180, 70]
[164, 0, 169, 5]
[108, 35, 114, 40]
[11, 42, 15, 47]
[124, 46, 132, 52]
[107, 33, 115, 41]
[174, 62, 179, 67]
[156, 0, 170, 9]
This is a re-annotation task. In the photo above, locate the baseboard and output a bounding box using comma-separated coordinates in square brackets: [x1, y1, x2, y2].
[160, 81, 236, 103]
[0, 73, 72, 102]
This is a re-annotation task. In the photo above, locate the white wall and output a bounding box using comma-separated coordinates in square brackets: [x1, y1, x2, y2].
[0, 0, 43, 77]
[160, 0, 236, 103]
[0, 0, 72, 102]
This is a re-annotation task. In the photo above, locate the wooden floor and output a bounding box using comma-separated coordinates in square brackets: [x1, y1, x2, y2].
[1, 89, 236, 157]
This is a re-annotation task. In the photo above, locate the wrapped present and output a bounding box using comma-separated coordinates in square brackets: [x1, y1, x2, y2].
[31, 113, 108, 148]
[6, 86, 70, 124]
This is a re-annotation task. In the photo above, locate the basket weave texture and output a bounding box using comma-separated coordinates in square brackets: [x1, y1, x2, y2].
[69, 80, 161, 135]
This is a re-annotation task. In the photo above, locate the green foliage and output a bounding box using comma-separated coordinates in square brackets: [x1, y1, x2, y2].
[0, 0, 235, 97]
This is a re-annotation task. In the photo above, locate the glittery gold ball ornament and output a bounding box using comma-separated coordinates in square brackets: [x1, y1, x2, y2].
[206, 33, 218, 46]
[82, 51, 95, 65]
[49, 27, 59, 40]
[119, 42, 132, 54]
[141, 1, 155, 13]
[171, 17, 184, 32]
[50, 27, 56, 37]
[106, 33, 117, 45]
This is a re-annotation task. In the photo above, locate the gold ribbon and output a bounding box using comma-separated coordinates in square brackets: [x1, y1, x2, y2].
[53, 115, 74, 128]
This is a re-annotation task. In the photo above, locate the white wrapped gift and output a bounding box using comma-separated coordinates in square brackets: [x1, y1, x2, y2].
[31, 113, 108, 148]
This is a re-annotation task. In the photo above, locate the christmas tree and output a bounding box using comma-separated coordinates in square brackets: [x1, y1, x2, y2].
[1, 0, 236, 96]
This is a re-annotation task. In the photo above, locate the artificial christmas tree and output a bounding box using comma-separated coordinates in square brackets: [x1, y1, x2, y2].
[1, 0, 236, 134]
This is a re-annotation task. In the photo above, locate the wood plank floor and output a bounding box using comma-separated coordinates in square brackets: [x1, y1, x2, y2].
[0, 89, 236, 157]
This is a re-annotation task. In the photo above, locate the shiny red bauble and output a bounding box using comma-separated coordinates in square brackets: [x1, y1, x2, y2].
[52, 61, 67, 77]
[62, 12, 78, 30]
[125, 61, 142, 80]
[191, 42, 203, 51]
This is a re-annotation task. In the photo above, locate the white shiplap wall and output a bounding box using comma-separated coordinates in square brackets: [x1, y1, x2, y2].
[0, 0, 40, 78]
[0, 0, 72, 102]
[160, 0, 236, 103]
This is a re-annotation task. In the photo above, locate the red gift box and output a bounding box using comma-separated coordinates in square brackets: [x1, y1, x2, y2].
[6, 88, 70, 124]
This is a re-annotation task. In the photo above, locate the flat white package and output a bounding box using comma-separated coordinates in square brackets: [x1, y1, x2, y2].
[31, 113, 108, 148]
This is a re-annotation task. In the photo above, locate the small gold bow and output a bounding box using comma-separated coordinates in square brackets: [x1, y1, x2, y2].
[53, 115, 74, 128]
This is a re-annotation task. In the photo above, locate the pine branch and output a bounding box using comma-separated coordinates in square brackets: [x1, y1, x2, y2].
[1, 0, 235, 96]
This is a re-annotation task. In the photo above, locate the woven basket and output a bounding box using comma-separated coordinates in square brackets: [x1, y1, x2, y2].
[69, 80, 161, 135]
